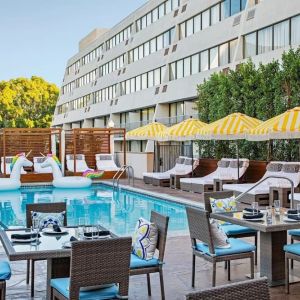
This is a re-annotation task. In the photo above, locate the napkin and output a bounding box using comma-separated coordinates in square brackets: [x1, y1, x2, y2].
[70, 236, 78, 242]
[243, 212, 264, 219]
[287, 215, 300, 221]
[287, 209, 298, 215]
[11, 233, 41, 240]
[244, 208, 260, 214]
[53, 225, 62, 233]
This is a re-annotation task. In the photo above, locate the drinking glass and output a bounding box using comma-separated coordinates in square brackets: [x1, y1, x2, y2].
[274, 200, 281, 215]
[31, 217, 40, 245]
[92, 226, 99, 240]
[252, 202, 259, 215]
[266, 206, 273, 224]
[78, 217, 86, 240]
[297, 204, 300, 217]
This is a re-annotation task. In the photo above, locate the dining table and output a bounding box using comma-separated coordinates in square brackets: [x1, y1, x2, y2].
[211, 209, 300, 286]
[0, 226, 115, 299]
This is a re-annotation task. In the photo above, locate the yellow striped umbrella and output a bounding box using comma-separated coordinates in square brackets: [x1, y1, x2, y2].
[157, 118, 207, 141]
[198, 113, 262, 140]
[126, 121, 167, 140]
[248, 107, 300, 141]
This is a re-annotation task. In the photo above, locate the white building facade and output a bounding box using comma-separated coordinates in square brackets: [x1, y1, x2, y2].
[53, 0, 300, 156]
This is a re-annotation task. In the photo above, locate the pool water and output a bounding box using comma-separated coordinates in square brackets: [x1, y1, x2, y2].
[0, 184, 189, 236]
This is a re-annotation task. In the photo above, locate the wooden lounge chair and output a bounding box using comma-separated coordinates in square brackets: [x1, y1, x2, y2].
[26, 202, 67, 298]
[186, 207, 255, 287]
[186, 277, 270, 300]
[0, 261, 11, 300]
[130, 211, 169, 300]
[51, 237, 132, 299]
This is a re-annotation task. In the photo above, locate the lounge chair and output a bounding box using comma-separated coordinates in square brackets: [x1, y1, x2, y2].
[95, 153, 120, 171]
[33, 157, 52, 173]
[223, 162, 300, 205]
[1, 156, 27, 174]
[180, 159, 249, 194]
[66, 154, 91, 172]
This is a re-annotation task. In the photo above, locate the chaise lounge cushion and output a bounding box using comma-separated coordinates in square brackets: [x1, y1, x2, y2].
[288, 229, 300, 236]
[196, 238, 255, 256]
[0, 261, 11, 280]
[50, 277, 119, 299]
[130, 254, 159, 269]
[284, 243, 300, 256]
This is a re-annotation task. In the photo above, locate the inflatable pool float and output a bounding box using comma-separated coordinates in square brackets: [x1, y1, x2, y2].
[0, 153, 33, 191]
[41, 154, 92, 188]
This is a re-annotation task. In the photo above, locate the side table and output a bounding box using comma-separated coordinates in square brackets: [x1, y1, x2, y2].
[170, 174, 189, 189]
[213, 178, 237, 192]
[269, 186, 291, 208]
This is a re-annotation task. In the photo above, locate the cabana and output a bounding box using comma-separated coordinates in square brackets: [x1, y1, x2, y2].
[0, 128, 62, 182]
[64, 128, 126, 179]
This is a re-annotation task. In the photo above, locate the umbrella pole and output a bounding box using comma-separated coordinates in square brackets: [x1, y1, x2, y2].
[236, 141, 240, 183]
[191, 141, 194, 177]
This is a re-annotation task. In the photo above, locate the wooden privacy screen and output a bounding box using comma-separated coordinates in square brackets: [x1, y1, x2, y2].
[0, 128, 62, 175]
[64, 128, 126, 172]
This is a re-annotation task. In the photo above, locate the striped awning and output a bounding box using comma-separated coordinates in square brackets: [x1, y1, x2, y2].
[198, 113, 262, 140]
[157, 118, 207, 141]
[248, 107, 300, 141]
[126, 122, 167, 140]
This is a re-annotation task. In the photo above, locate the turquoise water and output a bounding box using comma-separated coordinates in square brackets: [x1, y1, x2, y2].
[0, 184, 189, 236]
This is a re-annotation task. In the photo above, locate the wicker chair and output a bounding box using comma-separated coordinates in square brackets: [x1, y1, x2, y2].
[51, 237, 132, 300]
[26, 202, 67, 297]
[186, 207, 255, 287]
[186, 277, 270, 300]
[0, 261, 11, 300]
[130, 211, 169, 300]
[203, 191, 258, 265]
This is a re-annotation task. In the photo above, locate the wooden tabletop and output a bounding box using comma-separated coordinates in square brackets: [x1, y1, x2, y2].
[211, 209, 300, 233]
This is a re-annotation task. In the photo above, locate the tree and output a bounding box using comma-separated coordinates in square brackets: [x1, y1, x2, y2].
[0, 76, 59, 128]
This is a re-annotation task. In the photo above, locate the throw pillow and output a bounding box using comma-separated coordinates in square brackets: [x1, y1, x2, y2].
[229, 161, 243, 168]
[217, 160, 230, 168]
[266, 162, 283, 172]
[282, 164, 300, 173]
[132, 218, 158, 260]
[31, 211, 65, 230]
[210, 196, 237, 213]
[210, 220, 231, 249]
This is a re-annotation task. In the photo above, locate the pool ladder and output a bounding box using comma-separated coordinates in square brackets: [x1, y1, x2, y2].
[113, 165, 134, 190]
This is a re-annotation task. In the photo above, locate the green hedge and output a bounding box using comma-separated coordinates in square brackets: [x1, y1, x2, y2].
[196, 48, 300, 161]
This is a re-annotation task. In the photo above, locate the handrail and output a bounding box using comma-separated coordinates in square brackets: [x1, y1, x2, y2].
[234, 176, 294, 208]
[113, 165, 134, 190]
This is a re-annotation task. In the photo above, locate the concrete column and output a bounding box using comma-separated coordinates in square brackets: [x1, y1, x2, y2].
[82, 119, 93, 128]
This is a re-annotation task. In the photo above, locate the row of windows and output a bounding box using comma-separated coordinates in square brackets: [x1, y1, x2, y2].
[106, 25, 133, 51]
[179, 0, 247, 40]
[93, 84, 118, 104]
[128, 27, 175, 63]
[57, 103, 69, 114]
[120, 66, 166, 96]
[70, 94, 91, 111]
[169, 39, 237, 81]
[99, 54, 126, 77]
[119, 107, 155, 126]
[66, 60, 80, 75]
[82, 45, 104, 66]
[244, 14, 300, 58]
[136, 0, 180, 32]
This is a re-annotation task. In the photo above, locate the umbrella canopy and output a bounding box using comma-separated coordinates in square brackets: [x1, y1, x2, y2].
[157, 118, 207, 141]
[198, 113, 262, 140]
[248, 107, 300, 141]
[126, 121, 168, 140]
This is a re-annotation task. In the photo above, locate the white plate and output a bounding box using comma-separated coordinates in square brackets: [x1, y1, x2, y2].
[242, 217, 264, 222]
[12, 238, 37, 243]
[283, 217, 300, 223]
[242, 210, 261, 215]
[42, 228, 68, 235]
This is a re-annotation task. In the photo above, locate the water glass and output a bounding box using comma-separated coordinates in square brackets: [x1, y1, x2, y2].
[252, 202, 259, 215]
[31, 217, 40, 245]
[266, 206, 273, 224]
[92, 226, 99, 240]
[297, 204, 300, 216]
[78, 217, 86, 240]
[274, 200, 281, 215]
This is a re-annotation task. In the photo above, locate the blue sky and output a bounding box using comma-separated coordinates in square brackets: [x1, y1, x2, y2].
[0, 0, 146, 86]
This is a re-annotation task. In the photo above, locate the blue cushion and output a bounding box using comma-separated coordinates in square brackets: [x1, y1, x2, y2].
[0, 261, 11, 280]
[196, 238, 256, 257]
[221, 224, 257, 236]
[284, 243, 300, 256]
[50, 278, 119, 300]
[288, 229, 300, 236]
[130, 254, 159, 269]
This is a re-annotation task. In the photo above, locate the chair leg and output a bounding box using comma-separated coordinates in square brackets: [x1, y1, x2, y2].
[31, 260, 35, 297]
[159, 269, 165, 300]
[0, 281, 6, 300]
[286, 257, 290, 294]
[254, 234, 258, 265]
[192, 254, 195, 288]
[227, 260, 231, 281]
[291, 239, 294, 269]
[212, 262, 216, 287]
[250, 254, 254, 279]
[224, 261, 227, 269]
[26, 260, 30, 285]
[146, 273, 151, 296]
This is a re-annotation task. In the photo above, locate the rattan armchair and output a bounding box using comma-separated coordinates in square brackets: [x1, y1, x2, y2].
[203, 191, 258, 265]
[51, 237, 132, 300]
[26, 202, 67, 297]
[186, 207, 255, 287]
[130, 211, 169, 300]
[186, 277, 270, 300]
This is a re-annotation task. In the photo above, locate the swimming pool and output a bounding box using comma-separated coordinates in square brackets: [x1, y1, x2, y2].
[0, 184, 190, 236]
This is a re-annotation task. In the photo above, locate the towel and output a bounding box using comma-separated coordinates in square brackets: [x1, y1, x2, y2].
[287, 215, 300, 221]
[243, 212, 264, 219]
[70, 236, 78, 242]
[244, 208, 260, 214]
[11, 233, 41, 240]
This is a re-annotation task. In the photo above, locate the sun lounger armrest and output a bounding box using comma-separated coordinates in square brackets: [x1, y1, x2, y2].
[201, 191, 235, 212]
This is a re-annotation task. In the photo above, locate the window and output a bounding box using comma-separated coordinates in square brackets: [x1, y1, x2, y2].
[157, 35, 163, 50]
[148, 71, 154, 88]
[170, 62, 176, 80]
[150, 38, 156, 53]
[154, 68, 161, 86]
[201, 50, 209, 71]
[176, 60, 184, 79]
[136, 76, 141, 92]
[158, 3, 165, 18]
[191, 54, 199, 74]
[229, 39, 238, 62]
[210, 47, 219, 69]
[292, 15, 300, 45]
[211, 4, 220, 25]
[202, 10, 210, 29]
[274, 20, 289, 50]
[179, 23, 186, 39]
[221, 0, 230, 20]
[152, 8, 159, 22]
[144, 42, 150, 56]
[130, 78, 135, 93]
[258, 26, 272, 54]
[186, 19, 194, 37]
[142, 73, 148, 90]
[194, 15, 201, 33]
[219, 42, 229, 66]
[184, 57, 191, 77]
[244, 32, 257, 58]
[231, 0, 241, 16]
[165, 0, 171, 14]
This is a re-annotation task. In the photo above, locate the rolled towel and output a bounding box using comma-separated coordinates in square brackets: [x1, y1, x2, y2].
[244, 208, 261, 214]
[288, 215, 300, 221]
[11, 233, 41, 240]
[243, 212, 264, 219]
[287, 209, 298, 215]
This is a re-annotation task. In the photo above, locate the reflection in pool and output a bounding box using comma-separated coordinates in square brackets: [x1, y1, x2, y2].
[0, 184, 188, 236]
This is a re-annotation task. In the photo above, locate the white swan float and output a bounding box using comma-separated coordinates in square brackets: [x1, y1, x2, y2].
[0, 153, 33, 191]
[41, 154, 92, 188]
